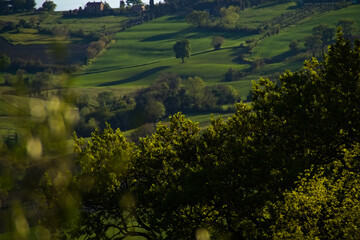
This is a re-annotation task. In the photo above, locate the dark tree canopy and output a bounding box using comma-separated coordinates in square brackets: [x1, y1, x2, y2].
[312, 24, 335, 43]
[173, 39, 191, 63]
[337, 19, 357, 38]
[11, 0, 35, 11]
[41, 0, 56, 11]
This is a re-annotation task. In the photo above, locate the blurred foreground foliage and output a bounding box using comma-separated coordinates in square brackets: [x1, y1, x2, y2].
[1, 30, 360, 239]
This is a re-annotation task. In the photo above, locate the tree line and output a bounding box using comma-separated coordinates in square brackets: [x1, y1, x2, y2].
[0, 0, 56, 13]
[73, 73, 240, 137]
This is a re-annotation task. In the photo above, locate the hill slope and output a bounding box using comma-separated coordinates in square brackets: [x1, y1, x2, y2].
[70, 3, 360, 100]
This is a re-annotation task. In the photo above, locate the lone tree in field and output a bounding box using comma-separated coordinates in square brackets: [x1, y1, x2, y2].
[173, 39, 191, 63]
[211, 36, 225, 50]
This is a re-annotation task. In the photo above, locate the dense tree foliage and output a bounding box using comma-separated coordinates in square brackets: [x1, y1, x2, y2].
[11, 0, 35, 12]
[35, 31, 360, 239]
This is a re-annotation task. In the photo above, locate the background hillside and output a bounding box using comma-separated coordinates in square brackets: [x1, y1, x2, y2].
[1, 1, 360, 135]
[70, 2, 360, 97]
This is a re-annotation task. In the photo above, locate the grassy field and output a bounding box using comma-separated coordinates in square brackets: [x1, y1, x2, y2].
[236, 1, 297, 28]
[69, 15, 258, 100]
[70, 3, 360, 98]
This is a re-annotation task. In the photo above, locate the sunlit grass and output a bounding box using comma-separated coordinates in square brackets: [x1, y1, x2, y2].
[237, 2, 297, 28]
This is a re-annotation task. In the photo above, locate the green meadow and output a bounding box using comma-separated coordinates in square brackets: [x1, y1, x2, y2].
[70, 15, 256, 99]
[70, 3, 360, 101]
[236, 1, 297, 28]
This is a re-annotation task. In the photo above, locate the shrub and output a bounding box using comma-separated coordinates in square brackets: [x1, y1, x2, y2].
[224, 68, 243, 82]
[211, 36, 225, 50]
[289, 39, 300, 52]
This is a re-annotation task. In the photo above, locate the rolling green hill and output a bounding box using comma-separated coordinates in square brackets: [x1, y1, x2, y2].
[1, 2, 360, 135]
[70, 3, 360, 100]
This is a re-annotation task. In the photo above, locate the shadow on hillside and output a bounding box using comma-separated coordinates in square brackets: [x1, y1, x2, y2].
[166, 15, 185, 22]
[230, 46, 252, 64]
[264, 50, 294, 64]
[140, 26, 247, 42]
[187, 28, 249, 40]
[254, 2, 283, 9]
[140, 27, 195, 42]
[98, 66, 170, 87]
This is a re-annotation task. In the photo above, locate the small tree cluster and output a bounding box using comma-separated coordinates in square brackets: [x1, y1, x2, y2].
[85, 35, 113, 62]
[3, 69, 53, 97]
[186, 6, 241, 31]
[224, 68, 244, 82]
[303, 20, 357, 56]
[73, 91, 135, 136]
[135, 73, 239, 116]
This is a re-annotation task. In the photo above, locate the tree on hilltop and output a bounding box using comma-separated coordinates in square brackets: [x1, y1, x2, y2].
[41, 0, 56, 12]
